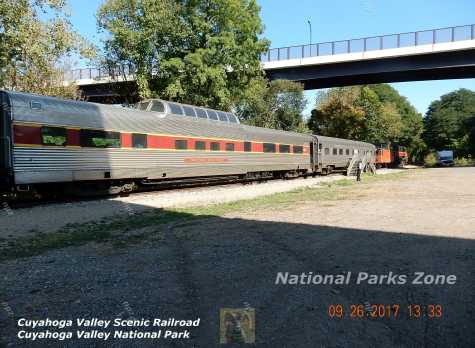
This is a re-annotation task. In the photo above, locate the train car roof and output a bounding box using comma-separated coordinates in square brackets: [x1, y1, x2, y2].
[135, 99, 240, 124]
[2, 90, 313, 144]
[2, 91, 376, 149]
[314, 135, 376, 149]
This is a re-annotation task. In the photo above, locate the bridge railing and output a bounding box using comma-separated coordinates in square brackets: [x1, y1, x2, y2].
[67, 24, 475, 81]
[64, 64, 136, 82]
[261, 24, 475, 62]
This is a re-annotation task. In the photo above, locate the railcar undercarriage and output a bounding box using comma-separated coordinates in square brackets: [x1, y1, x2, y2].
[1, 168, 314, 203]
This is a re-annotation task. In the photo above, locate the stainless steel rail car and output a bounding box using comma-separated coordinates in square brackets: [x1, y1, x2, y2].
[312, 136, 376, 174]
[0, 91, 375, 197]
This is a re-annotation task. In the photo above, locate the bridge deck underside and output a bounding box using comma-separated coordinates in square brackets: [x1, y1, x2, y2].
[264, 49, 475, 90]
[78, 49, 475, 101]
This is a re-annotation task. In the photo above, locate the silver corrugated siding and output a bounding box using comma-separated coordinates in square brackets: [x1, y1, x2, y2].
[13, 147, 311, 184]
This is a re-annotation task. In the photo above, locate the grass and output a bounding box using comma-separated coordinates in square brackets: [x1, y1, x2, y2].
[181, 172, 405, 216]
[0, 172, 406, 261]
[0, 210, 189, 261]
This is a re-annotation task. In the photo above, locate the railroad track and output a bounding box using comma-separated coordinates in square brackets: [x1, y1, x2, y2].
[4, 172, 335, 210]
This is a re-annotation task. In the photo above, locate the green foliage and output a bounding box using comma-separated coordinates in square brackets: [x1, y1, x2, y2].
[424, 89, 475, 156]
[235, 78, 308, 132]
[368, 84, 424, 161]
[466, 115, 475, 155]
[358, 86, 403, 144]
[423, 152, 438, 167]
[0, 0, 94, 98]
[309, 87, 365, 139]
[308, 84, 425, 162]
[454, 157, 474, 167]
[98, 0, 269, 110]
[309, 86, 402, 142]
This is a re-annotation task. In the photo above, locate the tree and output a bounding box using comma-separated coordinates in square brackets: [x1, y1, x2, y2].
[424, 89, 475, 156]
[366, 101, 402, 145]
[308, 85, 403, 144]
[308, 84, 428, 162]
[308, 87, 366, 140]
[466, 115, 475, 155]
[368, 84, 424, 161]
[235, 78, 308, 132]
[98, 0, 269, 110]
[0, 0, 94, 98]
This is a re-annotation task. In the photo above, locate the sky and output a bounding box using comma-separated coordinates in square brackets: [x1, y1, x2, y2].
[66, 0, 475, 116]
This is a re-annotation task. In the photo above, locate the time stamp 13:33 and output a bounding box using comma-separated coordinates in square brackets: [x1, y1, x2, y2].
[327, 304, 443, 319]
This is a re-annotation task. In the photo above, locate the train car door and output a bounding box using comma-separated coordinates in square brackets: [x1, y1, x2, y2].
[310, 139, 320, 172]
[310, 141, 314, 170]
[317, 141, 323, 170]
[0, 92, 13, 188]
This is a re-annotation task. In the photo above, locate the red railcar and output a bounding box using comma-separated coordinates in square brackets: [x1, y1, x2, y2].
[375, 144, 408, 168]
[375, 144, 391, 168]
[391, 145, 408, 166]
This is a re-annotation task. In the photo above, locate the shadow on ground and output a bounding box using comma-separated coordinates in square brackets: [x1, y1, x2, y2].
[0, 204, 474, 348]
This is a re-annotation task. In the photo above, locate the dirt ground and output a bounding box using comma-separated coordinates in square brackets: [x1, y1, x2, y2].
[1, 171, 399, 239]
[0, 167, 474, 347]
[225, 167, 475, 238]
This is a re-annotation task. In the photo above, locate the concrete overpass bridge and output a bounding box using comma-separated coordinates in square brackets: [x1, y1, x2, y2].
[69, 24, 475, 101]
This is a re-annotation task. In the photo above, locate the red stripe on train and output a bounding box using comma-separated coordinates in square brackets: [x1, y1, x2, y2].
[13, 125, 41, 145]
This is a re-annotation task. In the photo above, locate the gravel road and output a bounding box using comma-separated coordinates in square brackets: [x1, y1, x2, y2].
[0, 167, 473, 347]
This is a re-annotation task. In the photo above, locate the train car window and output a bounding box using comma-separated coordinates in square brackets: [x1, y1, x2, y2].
[339, 148, 343, 155]
[324, 148, 330, 155]
[195, 141, 206, 150]
[279, 144, 290, 153]
[168, 103, 184, 115]
[207, 110, 219, 120]
[227, 113, 238, 123]
[225, 143, 235, 151]
[175, 140, 188, 150]
[333, 148, 338, 155]
[132, 133, 147, 148]
[217, 111, 228, 122]
[150, 101, 165, 112]
[182, 105, 196, 117]
[346, 149, 350, 155]
[41, 127, 67, 146]
[244, 141, 252, 152]
[80, 130, 121, 148]
[136, 101, 151, 110]
[210, 142, 220, 151]
[319, 143, 323, 150]
[263, 143, 276, 153]
[293, 145, 303, 153]
[195, 108, 208, 119]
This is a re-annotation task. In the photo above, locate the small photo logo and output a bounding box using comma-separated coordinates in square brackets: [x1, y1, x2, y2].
[219, 308, 255, 344]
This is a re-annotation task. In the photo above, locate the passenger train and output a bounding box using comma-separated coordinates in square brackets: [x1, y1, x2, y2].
[0, 90, 376, 199]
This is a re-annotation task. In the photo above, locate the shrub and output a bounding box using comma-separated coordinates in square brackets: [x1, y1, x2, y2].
[454, 157, 474, 166]
[424, 152, 438, 167]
